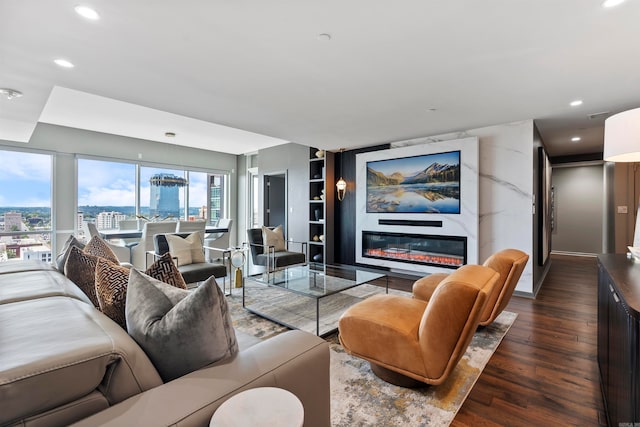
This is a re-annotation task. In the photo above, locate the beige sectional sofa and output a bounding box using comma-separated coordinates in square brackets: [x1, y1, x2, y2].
[0, 260, 330, 427]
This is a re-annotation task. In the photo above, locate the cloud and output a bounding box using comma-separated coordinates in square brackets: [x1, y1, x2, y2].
[0, 151, 51, 182]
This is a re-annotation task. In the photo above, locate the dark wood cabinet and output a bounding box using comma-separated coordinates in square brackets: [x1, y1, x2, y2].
[597, 254, 640, 426]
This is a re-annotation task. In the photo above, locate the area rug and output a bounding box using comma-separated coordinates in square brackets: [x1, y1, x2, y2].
[225, 285, 517, 426]
[241, 279, 399, 336]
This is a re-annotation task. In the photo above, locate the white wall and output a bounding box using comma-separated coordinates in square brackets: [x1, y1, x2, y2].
[391, 120, 535, 294]
[551, 163, 604, 255]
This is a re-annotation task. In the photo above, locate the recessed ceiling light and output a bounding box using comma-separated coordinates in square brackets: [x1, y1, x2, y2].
[602, 0, 626, 8]
[570, 100, 583, 107]
[571, 136, 581, 142]
[74, 5, 100, 20]
[54, 59, 74, 68]
[0, 88, 23, 100]
[165, 132, 176, 138]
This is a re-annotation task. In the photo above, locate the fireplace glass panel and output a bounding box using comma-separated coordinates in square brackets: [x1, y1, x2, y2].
[362, 231, 466, 269]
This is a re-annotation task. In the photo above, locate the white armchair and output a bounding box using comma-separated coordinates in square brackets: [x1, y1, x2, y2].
[85, 222, 132, 264]
[130, 221, 178, 269]
[176, 219, 206, 233]
[205, 219, 233, 262]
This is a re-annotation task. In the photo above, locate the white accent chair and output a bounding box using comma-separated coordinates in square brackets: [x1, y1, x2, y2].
[130, 221, 178, 270]
[176, 219, 206, 233]
[205, 219, 233, 261]
[116, 219, 141, 246]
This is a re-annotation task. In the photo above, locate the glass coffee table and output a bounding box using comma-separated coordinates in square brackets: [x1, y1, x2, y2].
[244, 265, 388, 336]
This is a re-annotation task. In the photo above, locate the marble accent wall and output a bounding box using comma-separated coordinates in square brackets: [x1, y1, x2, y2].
[391, 120, 534, 294]
[355, 137, 479, 275]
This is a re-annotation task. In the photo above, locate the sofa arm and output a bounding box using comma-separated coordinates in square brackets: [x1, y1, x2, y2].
[70, 330, 330, 427]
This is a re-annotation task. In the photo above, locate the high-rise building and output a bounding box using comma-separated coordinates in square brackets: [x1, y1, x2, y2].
[77, 212, 84, 231]
[3, 212, 24, 232]
[209, 175, 223, 223]
[96, 211, 126, 229]
[149, 173, 187, 219]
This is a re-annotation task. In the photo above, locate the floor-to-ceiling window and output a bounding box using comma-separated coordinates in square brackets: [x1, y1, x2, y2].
[140, 166, 186, 221]
[77, 158, 136, 240]
[0, 149, 52, 263]
[187, 171, 208, 221]
[78, 157, 229, 229]
[208, 173, 229, 224]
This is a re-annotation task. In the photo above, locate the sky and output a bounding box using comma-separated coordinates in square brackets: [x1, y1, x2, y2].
[0, 151, 51, 207]
[0, 151, 209, 208]
[368, 150, 460, 177]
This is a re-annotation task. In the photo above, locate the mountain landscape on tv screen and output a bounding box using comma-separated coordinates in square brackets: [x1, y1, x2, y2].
[367, 156, 460, 214]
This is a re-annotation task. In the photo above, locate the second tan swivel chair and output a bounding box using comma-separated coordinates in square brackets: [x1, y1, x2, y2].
[412, 248, 528, 326]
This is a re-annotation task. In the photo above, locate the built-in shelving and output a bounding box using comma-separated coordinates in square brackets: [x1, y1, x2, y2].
[308, 148, 334, 266]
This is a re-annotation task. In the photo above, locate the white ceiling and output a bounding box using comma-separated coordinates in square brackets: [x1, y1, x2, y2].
[2, 1, 640, 158]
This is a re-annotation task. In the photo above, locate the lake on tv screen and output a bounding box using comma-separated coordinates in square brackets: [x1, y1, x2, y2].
[367, 183, 460, 213]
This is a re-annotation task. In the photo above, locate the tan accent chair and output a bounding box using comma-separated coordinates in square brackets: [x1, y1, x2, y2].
[338, 264, 499, 387]
[413, 248, 528, 326]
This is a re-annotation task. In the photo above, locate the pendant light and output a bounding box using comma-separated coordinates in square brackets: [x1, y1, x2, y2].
[336, 148, 347, 201]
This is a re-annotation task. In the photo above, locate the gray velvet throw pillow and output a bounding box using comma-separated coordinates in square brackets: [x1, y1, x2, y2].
[126, 269, 238, 382]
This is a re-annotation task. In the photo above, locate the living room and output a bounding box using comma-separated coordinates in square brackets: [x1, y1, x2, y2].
[2, 1, 640, 426]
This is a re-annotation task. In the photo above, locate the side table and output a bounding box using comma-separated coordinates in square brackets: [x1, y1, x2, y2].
[210, 387, 303, 427]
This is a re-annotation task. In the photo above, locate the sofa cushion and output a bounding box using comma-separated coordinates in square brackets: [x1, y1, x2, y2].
[0, 296, 162, 427]
[262, 225, 286, 254]
[95, 253, 187, 329]
[64, 246, 101, 307]
[0, 268, 92, 306]
[126, 270, 238, 382]
[84, 235, 119, 264]
[55, 235, 85, 272]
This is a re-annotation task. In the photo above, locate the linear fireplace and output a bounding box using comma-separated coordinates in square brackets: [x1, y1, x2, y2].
[362, 231, 466, 269]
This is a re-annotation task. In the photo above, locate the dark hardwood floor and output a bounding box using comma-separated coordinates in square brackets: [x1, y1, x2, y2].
[388, 254, 607, 426]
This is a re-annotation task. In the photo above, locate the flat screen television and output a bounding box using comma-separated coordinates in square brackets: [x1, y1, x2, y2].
[366, 150, 460, 214]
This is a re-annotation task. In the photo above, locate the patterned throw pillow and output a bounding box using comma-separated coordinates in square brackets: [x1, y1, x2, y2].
[55, 235, 85, 271]
[145, 252, 188, 290]
[95, 253, 187, 329]
[84, 235, 119, 264]
[64, 246, 100, 307]
[262, 225, 286, 254]
[165, 232, 205, 266]
[95, 258, 130, 327]
[126, 270, 238, 382]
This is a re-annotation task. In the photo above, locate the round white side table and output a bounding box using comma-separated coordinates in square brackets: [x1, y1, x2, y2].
[210, 387, 304, 427]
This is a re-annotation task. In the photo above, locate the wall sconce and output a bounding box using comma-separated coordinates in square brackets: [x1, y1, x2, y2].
[336, 148, 347, 201]
[604, 107, 640, 162]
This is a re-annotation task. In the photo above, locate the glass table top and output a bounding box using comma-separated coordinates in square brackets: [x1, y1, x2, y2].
[249, 264, 386, 299]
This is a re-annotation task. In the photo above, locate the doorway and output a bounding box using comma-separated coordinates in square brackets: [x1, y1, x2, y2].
[263, 172, 287, 236]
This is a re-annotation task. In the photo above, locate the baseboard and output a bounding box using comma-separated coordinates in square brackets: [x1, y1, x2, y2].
[551, 250, 598, 258]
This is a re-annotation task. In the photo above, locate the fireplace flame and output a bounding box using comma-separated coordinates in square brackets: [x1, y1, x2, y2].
[364, 248, 464, 267]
